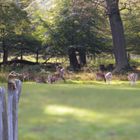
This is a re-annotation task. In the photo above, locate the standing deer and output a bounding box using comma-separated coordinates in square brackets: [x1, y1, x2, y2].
[95, 72, 106, 82]
[128, 73, 138, 86]
[105, 72, 112, 84]
[96, 72, 112, 84]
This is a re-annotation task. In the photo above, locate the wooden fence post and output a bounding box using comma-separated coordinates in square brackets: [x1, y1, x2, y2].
[0, 87, 4, 140]
[0, 87, 8, 140]
[2, 87, 8, 140]
[7, 79, 22, 140]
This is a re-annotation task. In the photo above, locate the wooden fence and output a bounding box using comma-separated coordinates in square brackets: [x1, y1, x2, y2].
[0, 79, 22, 140]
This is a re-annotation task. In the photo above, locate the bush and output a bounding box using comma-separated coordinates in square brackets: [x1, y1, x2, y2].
[0, 72, 8, 83]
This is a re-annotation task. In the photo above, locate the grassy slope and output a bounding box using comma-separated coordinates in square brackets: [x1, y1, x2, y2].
[19, 83, 140, 140]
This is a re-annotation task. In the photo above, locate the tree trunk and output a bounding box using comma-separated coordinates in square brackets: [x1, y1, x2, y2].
[20, 50, 23, 60]
[3, 49, 8, 64]
[106, 0, 130, 73]
[2, 40, 8, 64]
[36, 50, 39, 63]
[78, 48, 86, 66]
[68, 47, 79, 70]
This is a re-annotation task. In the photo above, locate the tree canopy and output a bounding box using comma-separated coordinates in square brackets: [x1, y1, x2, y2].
[0, 0, 140, 71]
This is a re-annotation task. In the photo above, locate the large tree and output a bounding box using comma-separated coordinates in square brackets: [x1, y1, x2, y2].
[43, 0, 109, 69]
[0, 1, 29, 64]
[105, 0, 130, 72]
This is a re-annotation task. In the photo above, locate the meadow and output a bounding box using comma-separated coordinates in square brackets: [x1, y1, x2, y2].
[18, 82, 140, 140]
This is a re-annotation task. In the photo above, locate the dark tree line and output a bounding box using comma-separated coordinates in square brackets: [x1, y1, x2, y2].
[0, 0, 140, 73]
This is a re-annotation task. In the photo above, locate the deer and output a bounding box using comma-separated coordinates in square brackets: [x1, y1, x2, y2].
[128, 73, 138, 86]
[96, 71, 112, 84]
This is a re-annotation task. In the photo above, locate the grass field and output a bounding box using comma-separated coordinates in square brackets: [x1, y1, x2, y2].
[18, 82, 140, 140]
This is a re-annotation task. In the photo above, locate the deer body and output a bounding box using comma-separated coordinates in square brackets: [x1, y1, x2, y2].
[105, 72, 112, 84]
[128, 73, 138, 85]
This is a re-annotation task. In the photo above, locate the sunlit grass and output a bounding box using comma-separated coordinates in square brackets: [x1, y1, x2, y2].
[18, 83, 140, 140]
[44, 105, 104, 120]
[67, 79, 140, 86]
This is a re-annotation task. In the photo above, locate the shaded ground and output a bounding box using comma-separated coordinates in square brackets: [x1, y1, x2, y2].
[19, 83, 140, 140]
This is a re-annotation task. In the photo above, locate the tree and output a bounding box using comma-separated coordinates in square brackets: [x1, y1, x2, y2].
[43, 0, 109, 70]
[105, 0, 130, 72]
[122, 0, 140, 55]
[9, 0, 137, 72]
[0, 1, 29, 64]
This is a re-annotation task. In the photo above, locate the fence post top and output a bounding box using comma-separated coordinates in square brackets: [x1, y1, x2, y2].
[8, 79, 16, 91]
[8, 71, 22, 91]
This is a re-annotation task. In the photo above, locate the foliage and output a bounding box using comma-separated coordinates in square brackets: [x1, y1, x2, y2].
[0, 0, 140, 69]
[0, 1, 31, 61]
[0, 0, 46, 63]
[122, 1, 140, 54]
[45, 0, 111, 55]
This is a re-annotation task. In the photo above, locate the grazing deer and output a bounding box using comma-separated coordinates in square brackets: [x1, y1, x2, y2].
[47, 74, 58, 84]
[35, 76, 47, 83]
[59, 67, 65, 82]
[95, 72, 106, 82]
[96, 72, 112, 84]
[22, 72, 30, 81]
[56, 66, 66, 82]
[128, 73, 138, 85]
[105, 72, 112, 84]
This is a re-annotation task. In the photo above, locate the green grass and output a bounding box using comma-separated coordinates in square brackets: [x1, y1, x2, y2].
[18, 82, 140, 140]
